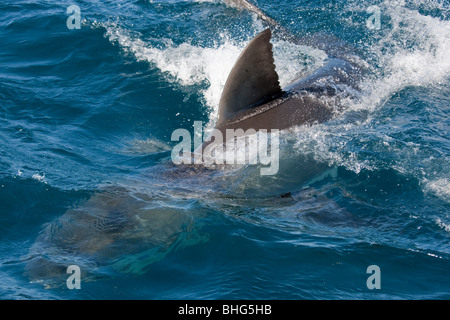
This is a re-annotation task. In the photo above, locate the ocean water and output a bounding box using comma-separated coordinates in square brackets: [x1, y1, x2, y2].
[0, 0, 449, 300]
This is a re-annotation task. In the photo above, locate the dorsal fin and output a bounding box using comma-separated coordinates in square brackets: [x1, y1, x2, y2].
[217, 29, 281, 126]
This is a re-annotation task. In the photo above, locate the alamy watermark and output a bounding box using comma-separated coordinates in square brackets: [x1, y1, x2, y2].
[171, 122, 280, 176]
[366, 265, 381, 290]
[66, 265, 81, 290]
[366, 5, 381, 30]
[66, 5, 81, 30]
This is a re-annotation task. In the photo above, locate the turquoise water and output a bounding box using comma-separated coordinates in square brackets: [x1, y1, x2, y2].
[0, 0, 449, 299]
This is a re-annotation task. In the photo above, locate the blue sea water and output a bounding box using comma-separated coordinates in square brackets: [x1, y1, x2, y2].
[0, 0, 449, 299]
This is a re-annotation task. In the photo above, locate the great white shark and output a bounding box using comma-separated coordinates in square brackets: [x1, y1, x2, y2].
[25, 0, 362, 285]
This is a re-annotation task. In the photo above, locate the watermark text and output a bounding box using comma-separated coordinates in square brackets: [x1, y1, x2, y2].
[171, 122, 279, 176]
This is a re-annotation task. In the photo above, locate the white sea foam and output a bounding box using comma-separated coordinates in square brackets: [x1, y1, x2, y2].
[351, 1, 450, 112]
[423, 178, 450, 202]
[101, 1, 449, 118]
[32, 173, 46, 183]
[103, 22, 327, 129]
[104, 23, 243, 126]
[435, 217, 450, 233]
[272, 39, 328, 88]
[291, 1, 450, 178]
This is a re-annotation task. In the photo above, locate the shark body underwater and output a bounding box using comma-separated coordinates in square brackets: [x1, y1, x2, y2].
[25, 0, 363, 285]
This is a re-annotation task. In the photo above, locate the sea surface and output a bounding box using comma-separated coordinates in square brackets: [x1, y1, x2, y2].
[0, 0, 449, 299]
